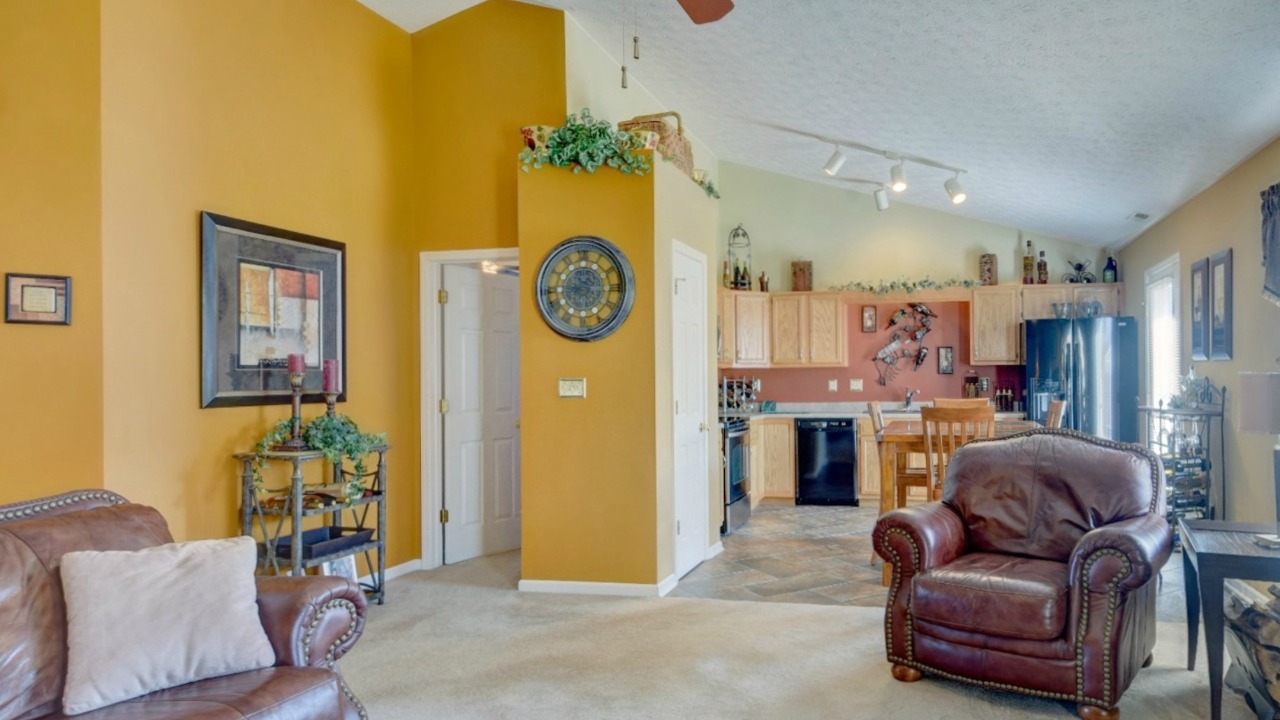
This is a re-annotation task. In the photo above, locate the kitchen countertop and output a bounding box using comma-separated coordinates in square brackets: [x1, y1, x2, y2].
[720, 403, 1026, 421]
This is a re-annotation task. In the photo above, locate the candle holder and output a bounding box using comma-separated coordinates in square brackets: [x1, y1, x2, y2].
[324, 391, 339, 418]
[273, 371, 310, 451]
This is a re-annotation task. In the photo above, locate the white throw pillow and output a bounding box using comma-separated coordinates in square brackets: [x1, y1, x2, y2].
[60, 536, 276, 715]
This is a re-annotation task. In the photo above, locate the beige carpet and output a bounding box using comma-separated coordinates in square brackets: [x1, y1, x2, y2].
[341, 552, 1255, 719]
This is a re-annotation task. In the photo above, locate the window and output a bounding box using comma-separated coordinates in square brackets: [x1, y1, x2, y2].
[1144, 254, 1181, 406]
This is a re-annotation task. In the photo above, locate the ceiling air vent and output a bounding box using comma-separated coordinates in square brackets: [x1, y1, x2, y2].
[1130, 212, 1151, 222]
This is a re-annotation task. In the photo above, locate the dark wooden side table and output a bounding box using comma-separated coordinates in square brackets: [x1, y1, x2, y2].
[1180, 518, 1280, 720]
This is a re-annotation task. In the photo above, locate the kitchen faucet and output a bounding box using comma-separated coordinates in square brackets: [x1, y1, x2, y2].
[904, 388, 920, 410]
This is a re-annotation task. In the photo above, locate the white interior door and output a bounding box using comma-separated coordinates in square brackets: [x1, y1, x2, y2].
[442, 263, 521, 564]
[673, 243, 709, 579]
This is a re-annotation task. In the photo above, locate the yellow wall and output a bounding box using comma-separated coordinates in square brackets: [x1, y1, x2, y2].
[0, 0, 103, 504]
[412, 0, 566, 251]
[518, 167, 658, 584]
[97, 1, 419, 566]
[720, 162, 1104, 291]
[1120, 136, 1280, 522]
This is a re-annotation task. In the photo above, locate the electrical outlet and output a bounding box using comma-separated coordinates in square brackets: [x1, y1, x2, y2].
[827, 379, 838, 392]
[849, 378, 864, 392]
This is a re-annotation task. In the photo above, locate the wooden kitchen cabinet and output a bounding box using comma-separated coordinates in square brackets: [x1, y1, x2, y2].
[748, 421, 764, 509]
[755, 417, 796, 500]
[730, 291, 770, 367]
[970, 286, 1023, 365]
[717, 289, 736, 368]
[1072, 284, 1123, 316]
[1021, 285, 1072, 320]
[769, 292, 847, 367]
[856, 418, 880, 499]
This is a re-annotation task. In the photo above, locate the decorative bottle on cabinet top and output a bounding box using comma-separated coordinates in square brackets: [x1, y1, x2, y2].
[1023, 240, 1035, 285]
[1037, 251, 1048, 284]
[1103, 256, 1118, 283]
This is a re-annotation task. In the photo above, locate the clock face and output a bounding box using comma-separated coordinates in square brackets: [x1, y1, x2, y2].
[535, 236, 635, 342]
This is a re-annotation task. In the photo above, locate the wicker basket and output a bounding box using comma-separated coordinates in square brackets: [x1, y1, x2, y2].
[618, 111, 694, 177]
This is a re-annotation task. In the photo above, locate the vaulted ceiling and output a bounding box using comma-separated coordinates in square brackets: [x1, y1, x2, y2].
[360, 0, 1280, 249]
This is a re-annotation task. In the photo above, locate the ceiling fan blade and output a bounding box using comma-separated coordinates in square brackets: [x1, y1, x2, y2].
[676, 0, 734, 24]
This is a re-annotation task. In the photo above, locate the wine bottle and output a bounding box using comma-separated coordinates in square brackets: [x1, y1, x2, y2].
[1023, 240, 1034, 285]
[1103, 256, 1118, 283]
[1037, 251, 1048, 284]
[722, 260, 732, 289]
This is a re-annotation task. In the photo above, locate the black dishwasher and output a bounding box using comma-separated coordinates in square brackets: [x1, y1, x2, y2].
[795, 419, 858, 506]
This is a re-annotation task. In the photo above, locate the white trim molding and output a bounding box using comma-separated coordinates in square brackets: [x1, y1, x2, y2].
[706, 542, 724, 560]
[519, 577, 678, 598]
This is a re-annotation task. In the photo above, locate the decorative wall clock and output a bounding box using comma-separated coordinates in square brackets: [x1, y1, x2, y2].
[535, 235, 635, 342]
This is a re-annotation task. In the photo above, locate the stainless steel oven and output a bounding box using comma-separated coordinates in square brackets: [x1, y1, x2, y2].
[721, 417, 750, 534]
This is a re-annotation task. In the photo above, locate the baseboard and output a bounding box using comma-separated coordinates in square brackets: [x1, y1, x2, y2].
[706, 542, 724, 559]
[518, 578, 672, 597]
[358, 558, 423, 587]
[656, 574, 677, 597]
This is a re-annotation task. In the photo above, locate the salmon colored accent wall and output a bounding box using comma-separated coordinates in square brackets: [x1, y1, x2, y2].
[98, 1, 419, 568]
[412, 0, 566, 251]
[723, 301, 1021, 405]
[519, 167, 658, 585]
[0, 0, 103, 504]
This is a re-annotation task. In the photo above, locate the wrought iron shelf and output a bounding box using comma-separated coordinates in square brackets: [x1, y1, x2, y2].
[252, 491, 383, 518]
[1140, 384, 1226, 549]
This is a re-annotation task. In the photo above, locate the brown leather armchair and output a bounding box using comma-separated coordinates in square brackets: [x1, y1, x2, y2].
[0, 490, 368, 720]
[872, 429, 1172, 719]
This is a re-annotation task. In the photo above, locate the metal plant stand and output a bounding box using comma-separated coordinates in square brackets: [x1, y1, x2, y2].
[1141, 384, 1226, 548]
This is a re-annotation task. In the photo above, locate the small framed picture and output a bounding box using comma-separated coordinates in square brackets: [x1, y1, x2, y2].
[937, 346, 955, 374]
[5, 273, 71, 325]
[1189, 258, 1209, 361]
[861, 305, 876, 333]
[1209, 248, 1232, 360]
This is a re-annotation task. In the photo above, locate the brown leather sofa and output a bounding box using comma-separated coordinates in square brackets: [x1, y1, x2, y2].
[873, 429, 1172, 720]
[0, 490, 368, 720]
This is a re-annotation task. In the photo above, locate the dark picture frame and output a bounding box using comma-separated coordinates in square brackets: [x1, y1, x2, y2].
[5, 273, 71, 325]
[861, 305, 876, 333]
[937, 346, 955, 374]
[1189, 258, 1209, 361]
[200, 212, 346, 408]
[1209, 248, 1232, 361]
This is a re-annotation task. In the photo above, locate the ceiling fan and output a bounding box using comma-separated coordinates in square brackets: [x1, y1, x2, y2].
[676, 0, 733, 24]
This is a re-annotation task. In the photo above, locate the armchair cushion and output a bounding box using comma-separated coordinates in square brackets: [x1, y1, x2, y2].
[59, 537, 276, 715]
[912, 553, 1069, 641]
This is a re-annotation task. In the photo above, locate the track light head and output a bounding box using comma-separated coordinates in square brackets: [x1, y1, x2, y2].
[945, 174, 967, 204]
[823, 147, 846, 177]
[889, 162, 907, 192]
[873, 187, 889, 212]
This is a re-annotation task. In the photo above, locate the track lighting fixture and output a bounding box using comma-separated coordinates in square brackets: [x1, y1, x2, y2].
[889, 162, 907, 193]
[874, 188, 890, 211]
[945, 174, 966, 204]
[823, 147, 846, 177]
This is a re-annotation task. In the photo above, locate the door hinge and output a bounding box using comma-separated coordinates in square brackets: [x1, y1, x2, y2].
[677, 520, 681, 534]
[439, 398, 449, 414]
[440, 508, 449, 523]
[438, 289, 448, 304]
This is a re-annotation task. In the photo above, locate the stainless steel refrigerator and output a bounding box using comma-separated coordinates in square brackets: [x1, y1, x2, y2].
[1023, 316, 1139, 442]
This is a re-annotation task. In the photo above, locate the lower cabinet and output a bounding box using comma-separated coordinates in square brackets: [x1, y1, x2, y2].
[750, 417, 796, 502]
[855, 416, 927, 503]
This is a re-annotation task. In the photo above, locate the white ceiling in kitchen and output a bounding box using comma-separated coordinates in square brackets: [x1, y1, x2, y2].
[359, 0, 1280, 249]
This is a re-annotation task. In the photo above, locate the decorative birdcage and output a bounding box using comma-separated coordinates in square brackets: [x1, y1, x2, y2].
[727, 224, 752, 289]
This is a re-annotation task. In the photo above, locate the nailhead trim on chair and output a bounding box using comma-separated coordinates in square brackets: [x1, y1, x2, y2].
[880, 527, 920, 661]
[0, 490, 128, 522]
[1074, 548, 1131, 707]
[302, 597, 368, 720]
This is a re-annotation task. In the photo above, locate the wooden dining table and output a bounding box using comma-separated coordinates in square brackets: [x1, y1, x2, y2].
[876, 418, 1041, 584]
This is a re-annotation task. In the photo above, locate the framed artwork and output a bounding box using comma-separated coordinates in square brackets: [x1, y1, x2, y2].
[937, 346, 955, 374]
[5, 273, 70, 325]
[1209, 248, 1232, 360]
[1189, 258, 1209, 361]
[200, 212, 346, 408]
[861, 305, 876, 333]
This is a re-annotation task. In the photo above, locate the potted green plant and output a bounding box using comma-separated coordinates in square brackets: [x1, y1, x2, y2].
[519, 108, 652, 176]
[251, 414, 386, 500]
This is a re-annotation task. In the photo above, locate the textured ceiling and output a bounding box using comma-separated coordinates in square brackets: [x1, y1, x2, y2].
[363, 0, 1280, 249]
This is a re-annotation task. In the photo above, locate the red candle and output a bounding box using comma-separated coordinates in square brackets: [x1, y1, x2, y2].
[323, 359, 339, 393]
[287, 353, 305, 374]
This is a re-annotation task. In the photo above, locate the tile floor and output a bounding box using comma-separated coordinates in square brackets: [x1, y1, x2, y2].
[669, 499, 1189, 623]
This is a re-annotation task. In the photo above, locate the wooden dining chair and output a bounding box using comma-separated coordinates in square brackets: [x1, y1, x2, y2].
[920, 405, 996, 501]
[932, 397, 992, 408]
[1046, 399, 1066, 428]
[868, 402, 931, 512]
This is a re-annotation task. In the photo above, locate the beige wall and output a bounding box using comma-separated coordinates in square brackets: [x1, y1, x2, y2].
[98, 0, 419, 567]
[1120, 137, 1280, 522]
[719, 162, 1105, 292]
[563, 14, 718, 186]
[0, 0, 104, 504]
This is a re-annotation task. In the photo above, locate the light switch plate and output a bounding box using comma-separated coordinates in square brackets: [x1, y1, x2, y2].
[827, 379, 838, 392]
[558, 378, 587, 398]
[849, 378, 864, 392]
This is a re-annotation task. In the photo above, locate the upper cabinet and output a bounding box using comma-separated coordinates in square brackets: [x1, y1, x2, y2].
[970, 286, 1023, 365]
[1072, 284, 1122, 316]
[770, 292, 847, 367]
[719, 290, 770, 367]
[1021, 286, 1073, 320]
